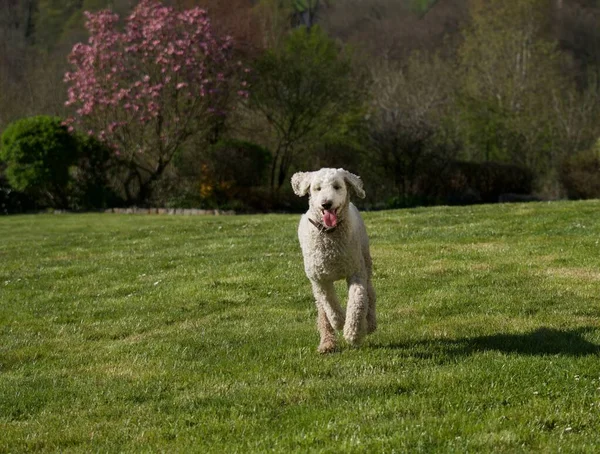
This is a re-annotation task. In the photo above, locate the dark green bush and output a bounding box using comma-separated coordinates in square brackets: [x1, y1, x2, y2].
[453, 161, 534, 203]
[201, 139, 272, 210]
[0, 116, 122, 211]
[305, 141, 366, 172]
[153, 139, 273, 211]
[207, 139, 272, 188]
[418, 160, 535, 205]
[0, 169, 37, 214]
[71, 135, 122, 210]
[0, 116, 78, 209]
[560, 147, 600, 199]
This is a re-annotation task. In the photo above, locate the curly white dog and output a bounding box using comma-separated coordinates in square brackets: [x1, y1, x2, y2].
[291, 168, 376, 353]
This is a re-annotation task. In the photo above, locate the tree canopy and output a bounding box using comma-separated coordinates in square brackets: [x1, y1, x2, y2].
[64, 0, 246, 204]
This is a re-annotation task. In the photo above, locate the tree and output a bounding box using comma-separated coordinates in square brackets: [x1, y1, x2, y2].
[555, 0, 600, 84]
[0, 0, 35, 130]
[291, 0, 322, 28]
[168, 0, 262, 57]
[33, 0, 85, 51]
[368, 54, 459, 201]
[64, 0, 246, 204]
[457, 0, 567, 176]
[322, 0, 467, 61]
[253, 0, 294, 50]
[253, 0, 327, 49]
[247, 25, 366, 197]
[34, 0, 134, 53]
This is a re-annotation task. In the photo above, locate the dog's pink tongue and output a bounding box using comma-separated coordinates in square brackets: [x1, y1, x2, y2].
[323, 210, 337, 228]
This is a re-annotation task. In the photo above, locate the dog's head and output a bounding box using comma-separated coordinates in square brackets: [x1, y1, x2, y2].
[291, 168, 365, 228]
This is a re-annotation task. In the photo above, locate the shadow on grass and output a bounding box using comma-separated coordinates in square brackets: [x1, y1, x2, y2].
[380, 327, 600, 358]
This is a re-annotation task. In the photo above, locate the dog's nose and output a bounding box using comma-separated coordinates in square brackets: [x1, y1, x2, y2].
[321, 201, 333, 210]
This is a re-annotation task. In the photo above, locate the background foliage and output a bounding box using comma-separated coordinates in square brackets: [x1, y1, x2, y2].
[2, 0, 600, 212]
[0, 116, 78, 209]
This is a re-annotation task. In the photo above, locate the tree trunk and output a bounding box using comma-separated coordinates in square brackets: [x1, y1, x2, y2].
[269, 144, 284, 201]
[24, 0, 35, 41]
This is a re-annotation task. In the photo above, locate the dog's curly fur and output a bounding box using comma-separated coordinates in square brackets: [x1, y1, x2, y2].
[291, 168, 376, 353]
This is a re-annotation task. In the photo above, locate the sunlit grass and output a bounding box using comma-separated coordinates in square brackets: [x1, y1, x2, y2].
[1, 201, 600, 452]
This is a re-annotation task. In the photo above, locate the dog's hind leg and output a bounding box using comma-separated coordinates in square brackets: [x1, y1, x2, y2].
[344, 275, 368, 346]
[366, 279, 377, 334]
[362, 250, 376, 334]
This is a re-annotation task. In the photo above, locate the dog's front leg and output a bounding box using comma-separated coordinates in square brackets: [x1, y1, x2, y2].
[316, 305, 336, 353]
[311, 280, 345, 330]
[311, 280, 344, 353]
[344, 275, 368, 346]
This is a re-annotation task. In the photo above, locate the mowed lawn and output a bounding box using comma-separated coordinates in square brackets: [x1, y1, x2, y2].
[1, 201, 600, 452]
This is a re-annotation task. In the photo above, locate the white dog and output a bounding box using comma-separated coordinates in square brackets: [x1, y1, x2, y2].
[291, 168, 376, 353]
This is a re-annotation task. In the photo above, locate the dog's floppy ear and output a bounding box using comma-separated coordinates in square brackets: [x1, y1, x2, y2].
[340, 169, 365, 199]
[291, 172, 313, 197]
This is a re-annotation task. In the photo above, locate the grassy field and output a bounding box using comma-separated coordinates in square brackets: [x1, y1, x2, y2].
[1, 201, 600, 452]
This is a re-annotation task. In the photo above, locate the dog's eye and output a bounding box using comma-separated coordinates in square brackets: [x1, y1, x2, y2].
[333, 184, 341, 190]
[314, 186, 321, 192]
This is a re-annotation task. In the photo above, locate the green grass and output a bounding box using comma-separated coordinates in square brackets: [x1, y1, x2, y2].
[1, 201, 600, 452]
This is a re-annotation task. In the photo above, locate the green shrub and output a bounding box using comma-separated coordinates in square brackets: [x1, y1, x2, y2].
[71, 135, 123, 210]
[560, 146, 600, 199]
[207, 139, 272, 188]
[305, 141, 366, 171]
[0, 116, 123, 211]
[152, 139, 273, 211]
[456, 161, 534, 203]
[200, 139, 272, 210]
[0, 168, 37, 214]
[0, 116, 78, 209]
[418, 160, 535, 205]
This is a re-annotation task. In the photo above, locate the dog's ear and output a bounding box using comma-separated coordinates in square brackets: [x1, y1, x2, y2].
[340, 169, 365, 199]
[291, 172, 312, 197]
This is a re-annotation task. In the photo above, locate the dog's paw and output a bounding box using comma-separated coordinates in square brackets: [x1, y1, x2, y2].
[317, 341, 337, 354]
[343, 330, 365, 348]
[367, 319, 377, 334]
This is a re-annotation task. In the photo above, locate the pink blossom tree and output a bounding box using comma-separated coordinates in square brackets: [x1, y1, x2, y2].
[64, 0, 248, 204]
